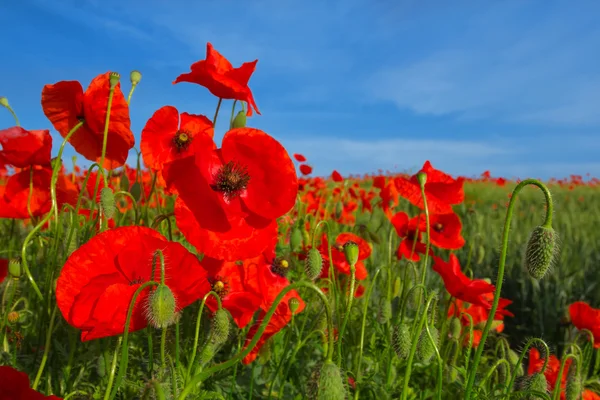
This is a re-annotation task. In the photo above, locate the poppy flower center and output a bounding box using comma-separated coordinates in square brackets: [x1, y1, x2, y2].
[407, 229, 420, 242]
[211, 161, 250, 199]
[172, 130, 192, 151]
[271, 257, 290, 278]
[129, 276, 144, 285]
[433, 223, 444, 233]
[209, 276, 229, 298]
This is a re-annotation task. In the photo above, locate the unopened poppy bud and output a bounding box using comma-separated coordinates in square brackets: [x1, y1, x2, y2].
[8, 258, 21, 279]
[565, 363, 582, 400]
[130, 181, 142, 202]
[231, 110, 247, 129]
[96, 354, 106, 377]
[525, 225, 558, 280]
[314, 361, 345, 400]
[417, 171, 427, 186]
[7, 311, 19, 324]
[109, 72, 120, 89]
[146, 284, 177, 329]
[100, 187, 116, 219]
[290, 227, 303, 252]
[305, 248, 323, 281]
[289, 297, 301, 314]
[523, 373, 548, 398]
[393, 277, 402, 298]
[258, 340, 272, 365]
[130, 70, 142, 85]
[378, 300, 392, 324]
[392, 323, 412, 360]
[449, 317, 462, 339]
[198, 342, 217, 367]
[120, 173, 130, 192]
[210, 308, 230, 346]
[302, 229, 310, 246]
[416, 326, 438, 362]
[64, 219, 78, 256]
[476, 245, 486, 264]
[0, 97, 9, 108]
[343, 241, 359, 267]
[508, 349, 524, 377]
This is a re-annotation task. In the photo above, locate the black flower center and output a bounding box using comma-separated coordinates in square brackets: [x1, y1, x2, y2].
[211, 161, 251, 199]
[433, 223, 444, 233]
[271, 257, 290, 278]
[172, 130, 193, 152]
[209, 276, 229, 299]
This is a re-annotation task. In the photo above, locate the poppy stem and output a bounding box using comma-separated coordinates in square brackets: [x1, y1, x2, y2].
[336, 263, 356, 366]
[552, 353, 578, 400]
[31, 303, 58, 390]
[417, 172, 431, 295]
[465, 179, 554, 400]
[179, 282, 333, 399]
[229, 100, 238, 129]
[27, 166, 35, 221]
[212, 98, 223, 128]
[0, 99, 20, 126]
[424, 313, 443, 400]
[160, 327, 167, 369]
[151, 250, 166, 284]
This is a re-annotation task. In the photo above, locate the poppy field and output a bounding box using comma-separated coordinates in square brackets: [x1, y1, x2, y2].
[1, 42, 600, 399]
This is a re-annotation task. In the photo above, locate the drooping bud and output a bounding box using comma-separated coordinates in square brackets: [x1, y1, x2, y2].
[565, 362, 582, 400]
[109, 72, 120, 89]
[0, 97, 9, 108]
[343, 241, 359, 267]
[521, 373, 548, 399]
[289, 297, 301, 314]
[231, 110, 247, 129]
[100, 187, 116, 219]
[508, 349, 524, 377]
[130, 70, 142, 85]
[416, 326, 438, 362]
[8, 258, 22, 279]
[524, 226, 558, 280]
[312, 361, 345, 400]
[392, 323, 412, 360]
[290, 227, 303, 252]
[305, 248, 323, 281]
[210, 308, 230, 346]
[146, 284, 176, 329]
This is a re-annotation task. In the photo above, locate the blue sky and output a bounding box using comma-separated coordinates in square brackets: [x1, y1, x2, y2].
[1, 0, 599, 180]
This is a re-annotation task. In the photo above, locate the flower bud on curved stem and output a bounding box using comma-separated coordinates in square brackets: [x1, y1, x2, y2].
[0, 96, 19, 126]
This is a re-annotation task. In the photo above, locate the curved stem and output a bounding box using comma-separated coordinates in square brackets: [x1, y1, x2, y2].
[212, 98, 222, 127]
[186, 291, 222, 383]
[552, 353, 578, 400]
[464, 179, 554, 399]
[424, 310, 443, 400]
[504, 338, 550, 395]
[481, 358, 511, 387]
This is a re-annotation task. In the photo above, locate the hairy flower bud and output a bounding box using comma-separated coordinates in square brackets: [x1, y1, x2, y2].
[232, 110, 247, 129]
[416, 326, 438, 362]
[522, 373, 548, 399]
[524, 226, 558, 280]
[130, 70, 142, 85]
[210, 308, 230, 346]
[343, 241, 359, 267]
[309, 361, 345, 400]
[290, 227, 303, 252]
[565, 362, 582, 400]
[8, 258, 21, 279]
[0, 97, 9, 108]
[449, 317, 462, 339]
[146, 284, 176, 329]
[198, 342, 217, 367]
[100, 187, 116, 219]
[305, 248, 323, 281]
[378, 299, 392, 324]
[508, 349, 524, 377]
[392, 323, 412, 360]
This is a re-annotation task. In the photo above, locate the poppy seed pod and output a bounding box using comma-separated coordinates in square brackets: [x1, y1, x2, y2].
[524, 225, 558, 280]
[109, 72, 120, 89]
[392, 323, 412, 360]
[8, 258, 22, 279]
[416, 326, 438, 362]
[146, 284, 177, 329]
[211, 308, 230, 346]
[343, 241, 359, 267]
[289, 297, 301, 314]
[130, 70, 142, 85]
[290, 227, 303, 252]
[100, 187, 116, 219]
[0, 97, 9, 108]
[232, 110, 247, 129]
[305, 248, 323, 281]
[416, 171, 427, 186]
[523, 373, 548, 399]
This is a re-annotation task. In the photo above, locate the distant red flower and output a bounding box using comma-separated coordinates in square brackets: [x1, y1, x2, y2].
[299, 164, 312, 175]
[432, 254, 495, 309]
[331, 170, 343, 182]
[0, 127, 52, 167]
[0, 365, 62, 399]
[173, 43, 260, 116]
[0, 259, 7, 283]
[140, 106, 214, 172]
[42, 72, 134, 169]
[293, 153, 306, 162]
[164, 128, 297, 260]
[569, 302, 600, 348]
[418, 212, 466, 250]
[56, 226, 210, 341]
[318, 232, 371, 280]
[390, 212, 430, 261]
[394, 161, 464, 214]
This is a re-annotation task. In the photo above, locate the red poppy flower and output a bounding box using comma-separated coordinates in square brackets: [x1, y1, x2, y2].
[376, 177, 399, 219]
[318, 232, 371, 280]
[0, 259, 7, 283]
[0, 365, 62, 399]
[56, 226, 210, 341]
[331, 170, 343, 182]
[0, 127, 52, 167]
[569, 302, 600, 348]
[164, 128, 297, 260]
[173, 43, 260, 116]
[293, 153, 306, 162]
[140, 106, 214, 172]
[390, 212, 430, 261]
[394, 161, 465, 214]
[528, 348, 571, 393]
[417, 212, 465, 250]
[432, 254, 495, 309]
[299, 164, 313, 176]
[42, 72, 134, 169]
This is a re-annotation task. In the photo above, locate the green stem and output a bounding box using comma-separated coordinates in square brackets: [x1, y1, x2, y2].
[464, 179, 554, 400]
[337, 263, 357, 366]
[152, 380, 166, 400]
[424, 311, 443, 400]
[504, 338, 550, 395]
[212, 98, 223, 127]
[552, 354, 578, 400]
[229, 100, 238, 129]
[267, 316, 295, 399]
[161, 328, 167, 369]
[186, 291, 222, 383]
[32, 304, 58, 389]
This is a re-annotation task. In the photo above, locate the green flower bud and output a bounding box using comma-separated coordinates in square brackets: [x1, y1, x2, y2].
[525, 226, 559, 280]
[416, 326, 438, 363]
[130, 181, 142, 202]
[343, 241, 359, 267]
[522, 373, 548, 399]
[210, 308, 230, 346]
[314, 361, 345, 400]
[508, 349, 524, 377]
[100, 187, 116, 219]
[96, 354, 106, 378]
[378, 299, 392, 324]
[289, 297, 301, 314]
[565, 362, 582, 400]
[130, 70, 142, 85]
[0, 97, 9, 108]
[305, 248, 323, 281]
[449, 317, 462, 339]
[8, 258, 22, 279]
[476, 244, 486, 265]
[120, 172, 130, 192]
[417, 171, 427, 186]
[392, 323, 412, 360]
[146, 284, 176, 329]
[232, 110, 247, 129]
[109, 72, 120, 89]
[290, 227, 303, 252]
[198, 342, 217, 367]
